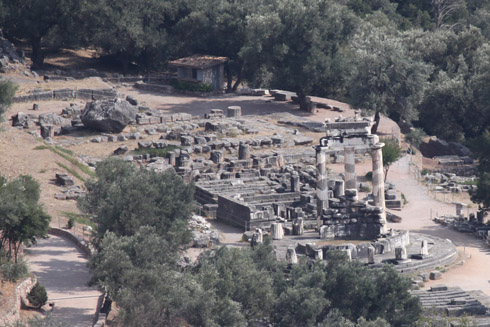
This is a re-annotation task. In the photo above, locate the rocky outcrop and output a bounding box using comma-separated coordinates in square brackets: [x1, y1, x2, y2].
[81, 99, 137, 133]
[420, 136, 472, 158]
[0, 30, 25, 73]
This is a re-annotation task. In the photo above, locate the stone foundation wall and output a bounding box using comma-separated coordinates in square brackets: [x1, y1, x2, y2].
[0, 276, 36, 326]
[13, 88, 118, 103]
[320, 196, 385, 240]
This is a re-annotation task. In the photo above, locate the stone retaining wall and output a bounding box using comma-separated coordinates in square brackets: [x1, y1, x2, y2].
[12, 88, 118, 103]
[0, 276, 36, 326]
[48, 227, 91, 257]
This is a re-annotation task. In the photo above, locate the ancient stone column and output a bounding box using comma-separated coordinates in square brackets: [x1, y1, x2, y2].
[314, 248, 323, 260]
[251, 229, 263, 247]
[367, 246, 375, 264]
[316, 146, 329, 229]
[167, 151, 176, 166]
[371, 143, 385, 209]
[238, 143, 250, 160]
[372, 143, 387, 233]
[292, 218, 304, 235]
[286, 246, 298, 264]
[210, 150, 223, 164]
[334, 180, 345, 198]
[420, 240, 429, 256]
[395, 246, 408, 260]
[227, 106, 242, 118]
[291, 173, 300, 192]
[344, 146, 356, 189]
[271, 223, 284, 240]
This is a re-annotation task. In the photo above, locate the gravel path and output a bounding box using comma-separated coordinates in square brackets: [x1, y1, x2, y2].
[387, 155, 490, 295]
[25, 235, 101, 327]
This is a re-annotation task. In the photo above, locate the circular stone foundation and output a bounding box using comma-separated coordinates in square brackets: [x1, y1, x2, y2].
[272, 230, 458, 274]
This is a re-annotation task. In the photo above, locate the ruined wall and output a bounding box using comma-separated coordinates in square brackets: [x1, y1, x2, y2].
[12, 88, 118, 103]
[320, 195, 385, 240]
[217, 195, 252, 230]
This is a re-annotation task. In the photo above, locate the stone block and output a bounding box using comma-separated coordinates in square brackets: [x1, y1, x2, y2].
[56, 173, 74, 186]
[227, 106, 242, 118]
[429, 271, 443, 280]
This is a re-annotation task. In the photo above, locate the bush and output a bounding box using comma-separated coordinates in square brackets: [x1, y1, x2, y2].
[365, 172, 372, 181]
[27, 282, 48, 308]
[421, 168, 430, 176]
[1, 260, 29, 282]
[170, 79, 213, 92]
[67, 217, 74, 229]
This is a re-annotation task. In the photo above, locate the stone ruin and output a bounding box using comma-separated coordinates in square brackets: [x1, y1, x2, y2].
[412, 285, 490, 325]
[194, 113, 390, 241]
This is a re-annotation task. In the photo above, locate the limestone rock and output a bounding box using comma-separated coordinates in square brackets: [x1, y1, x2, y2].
[39, 112, 72, 127]
[429, 271, 443, 280]
[114, 145, 129, 155]
[420, 136, 472, 158]
[81, 99, 137, 133]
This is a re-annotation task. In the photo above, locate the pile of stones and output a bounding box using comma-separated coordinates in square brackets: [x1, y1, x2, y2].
[188, 215, 220, 248]
[424, 172, 477, 194]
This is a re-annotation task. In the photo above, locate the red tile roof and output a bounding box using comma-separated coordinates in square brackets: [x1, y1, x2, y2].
[169, 55, 228, 69]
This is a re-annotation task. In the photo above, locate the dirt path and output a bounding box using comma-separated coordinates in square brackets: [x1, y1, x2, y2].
[387, 155, 490, 295]
[24, 235, 100, 327]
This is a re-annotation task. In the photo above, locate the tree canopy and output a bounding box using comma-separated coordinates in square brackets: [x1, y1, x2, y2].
[0, 175, 50, 262]
[78, 158, 195, 247]
[0, 78, 17, 121]
[382, 138, 403, 181]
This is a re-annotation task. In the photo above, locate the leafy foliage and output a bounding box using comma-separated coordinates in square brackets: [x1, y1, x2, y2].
[348, 23, 432, 132]
[78, 158, 194, 247]
[0, 175, 50, 262]
[27, 282, 48, 308]
[265, 0, 359, 108]
[0, 259, 29, 282]
[0, 0, 88, 68]
[86, 0, 188, 72]
[382, 138, 403, 181]
[0, 79, 17, 121]
[405, 128, 427, 149]
[469, 130, 490, 213]
[170, 79, 214, 92]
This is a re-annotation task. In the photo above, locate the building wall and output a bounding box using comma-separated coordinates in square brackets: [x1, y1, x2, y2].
[176, 64, 225, 91]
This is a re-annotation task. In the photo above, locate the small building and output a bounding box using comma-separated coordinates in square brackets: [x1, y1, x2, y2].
[169, 55, 228, 91]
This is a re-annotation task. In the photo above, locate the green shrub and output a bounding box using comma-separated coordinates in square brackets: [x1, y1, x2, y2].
[27, 282, 48, 308]
[401, 193, 408, 205]
[421, 168, 430, 176]
[1, 260, 29, 282]
[67, 218, 74, 229]
[365, 172, 373, 181]
[170, 79, 213, 92]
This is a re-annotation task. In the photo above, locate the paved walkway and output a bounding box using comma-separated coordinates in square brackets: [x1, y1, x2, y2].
[25, 235, 100, 326]
[388, 156, 490, 295]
